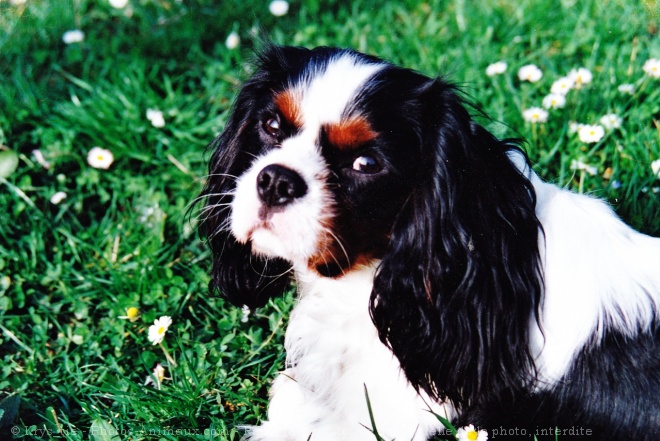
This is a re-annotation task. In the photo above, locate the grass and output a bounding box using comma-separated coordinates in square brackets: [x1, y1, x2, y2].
[0, 0, 659, 440]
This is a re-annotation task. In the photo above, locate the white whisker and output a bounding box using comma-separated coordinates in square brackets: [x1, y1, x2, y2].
[202, 172, 240, 181]
[324, 228, 351, 270]
[193, 205, 232, 226]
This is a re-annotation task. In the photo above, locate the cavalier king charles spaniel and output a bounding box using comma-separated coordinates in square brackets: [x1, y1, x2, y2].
[199, 45, 660, 440]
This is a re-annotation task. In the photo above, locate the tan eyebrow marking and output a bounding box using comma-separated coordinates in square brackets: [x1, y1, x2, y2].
[324, 117, 377, 150]
[274, 89, 302, 128]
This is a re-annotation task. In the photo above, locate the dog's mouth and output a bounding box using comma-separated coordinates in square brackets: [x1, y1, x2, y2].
[251, 211, 306, 251]
[245, 220, 271, 240]
[246, 226, 280, 257]
[240, 210, 350, 277]
[244, 219, 274, 244]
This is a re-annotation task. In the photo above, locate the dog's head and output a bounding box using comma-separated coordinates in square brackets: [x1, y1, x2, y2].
[200, 45, 543, 409]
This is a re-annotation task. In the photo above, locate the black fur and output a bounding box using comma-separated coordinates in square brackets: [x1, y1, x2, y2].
[369, 77, 544, 411]
[457, 325, 660, 440]
[198, 46, 302, 308]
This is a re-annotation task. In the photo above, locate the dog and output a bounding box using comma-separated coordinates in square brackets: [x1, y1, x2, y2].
[199, 45, 660, 440]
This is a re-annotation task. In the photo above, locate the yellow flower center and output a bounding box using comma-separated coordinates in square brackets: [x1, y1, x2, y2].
[97, 155, 105, 161]
[126, 307, 139, 318]
[157, 326, 165, 335]
[467, 430, 478, 441]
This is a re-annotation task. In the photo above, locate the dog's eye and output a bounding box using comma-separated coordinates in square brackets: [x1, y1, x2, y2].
[263, 115, 281, 137]
[352, 155, 381, 174]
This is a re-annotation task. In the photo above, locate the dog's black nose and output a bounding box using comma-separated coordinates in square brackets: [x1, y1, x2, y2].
[256, 164, 308, 208]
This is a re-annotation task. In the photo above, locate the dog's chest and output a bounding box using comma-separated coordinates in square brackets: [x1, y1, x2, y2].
[286, 266, 388, 389]
[285, 266, 418, 403]
[278, 265, 445, 441]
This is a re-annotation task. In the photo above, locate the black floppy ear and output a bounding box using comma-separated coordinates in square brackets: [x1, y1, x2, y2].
[197, 47, 296, 309]
[370, 79, 543, 411]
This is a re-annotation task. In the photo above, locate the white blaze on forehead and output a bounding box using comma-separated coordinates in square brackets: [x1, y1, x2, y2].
[296, 54, 384, 130]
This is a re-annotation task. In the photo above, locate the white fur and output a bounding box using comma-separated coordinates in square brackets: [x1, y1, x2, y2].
[516, 157, 660, 385]
[298, 54, 383, 128]
[245, 264, 448, 441]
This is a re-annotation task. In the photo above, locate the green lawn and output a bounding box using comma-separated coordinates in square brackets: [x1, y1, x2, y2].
[1, 0, 659, 440]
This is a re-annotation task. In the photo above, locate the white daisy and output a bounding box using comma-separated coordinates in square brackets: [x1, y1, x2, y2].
[577, 124, 605, 144]
[568, 121, 583, 134]
[87, 147, 114, 169]
[269, 0, 289, 16]
[518, 64, 543, 83]
[599, 114, 622, 130]
[522, 107, 548, 123]
[146, 109, 165, 128]
[617, 83, 634, 94]
[570, 159, 598, 176]
[50, 191, 67, 205]
[144, 363, 168, 389]
[241, 305, 251, 323]
[225, 31, 240, 50]
[32, 149, 51, 169]
[148, 316, 173, 345]
[651, 159, 660, 178]
[642, 58, 660, 78]
[550, 76, 575, 95]
[485, 61, 507, 77]
[62, 30, 85, 44]
[542, 93, 566, 109]
[456, 424, 488, 441]
[568, 67, 593, 89]
[109, 0, 128, 8]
